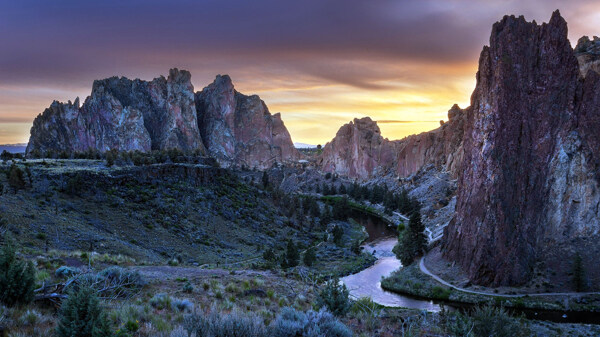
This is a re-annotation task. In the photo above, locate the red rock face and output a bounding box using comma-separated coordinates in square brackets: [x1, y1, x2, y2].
[319, 108, 465, 181]
[195, 75, 301, 169]
[443, 11, 600, 288]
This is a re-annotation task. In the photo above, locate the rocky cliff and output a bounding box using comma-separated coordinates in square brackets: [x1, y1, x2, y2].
[319, 106, 465, 180]
[27, 70, 300, 169]
[27, 69, 203, 154]
[319, 117, 398, 179]
[575, 35, 600, 77]
[195, 75, 300, 169]
[442, 11, 600, 289]
[395, 104, 465, 178]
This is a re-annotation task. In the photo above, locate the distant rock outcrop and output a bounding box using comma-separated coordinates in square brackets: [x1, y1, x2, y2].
[195, 75, 301, 169]
[319, 117, 397, 179]
[27, 70, 300, 169]
[443, 11, 600, 288]
[319, 106, 465, 180]
[27, 68, 203, 154]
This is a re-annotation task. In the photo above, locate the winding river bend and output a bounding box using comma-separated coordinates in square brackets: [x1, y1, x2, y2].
[341, 215, 441, 311]
[342, 213, 600, 324]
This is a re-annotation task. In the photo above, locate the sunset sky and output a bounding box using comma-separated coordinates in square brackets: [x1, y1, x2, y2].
[1, 0, 599, 145]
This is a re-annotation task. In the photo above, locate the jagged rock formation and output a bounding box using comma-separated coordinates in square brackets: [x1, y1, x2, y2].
[319, 117, 398, 179]
[195, 75, 300, 169]
[27, 68, 203, 154]
[319, 106, 465, 180]
[575, 36, 600, 76]
[443, 11, 600, 289]
[27, 70, 300, 169]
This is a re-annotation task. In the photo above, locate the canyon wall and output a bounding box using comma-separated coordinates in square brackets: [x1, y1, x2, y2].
[442, 11, 600, 288]
[319, 106, 465, 180]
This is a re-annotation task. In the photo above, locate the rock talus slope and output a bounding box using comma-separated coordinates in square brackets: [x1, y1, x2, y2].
[442, 11, 600, 288]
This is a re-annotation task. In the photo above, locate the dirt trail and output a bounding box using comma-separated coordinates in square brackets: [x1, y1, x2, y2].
[419, 257, 600, 298]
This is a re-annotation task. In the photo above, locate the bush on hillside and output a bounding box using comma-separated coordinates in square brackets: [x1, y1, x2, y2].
[56, 287, 113, 337]
[316, 278, 350, 317]
[0, 239, 36, 306]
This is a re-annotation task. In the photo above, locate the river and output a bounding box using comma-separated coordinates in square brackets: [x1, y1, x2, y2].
[341, 214, 441, 310]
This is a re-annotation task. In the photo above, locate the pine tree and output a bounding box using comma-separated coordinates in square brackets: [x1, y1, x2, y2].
[262, 171, 269, 189]
[303, 246, 317, 267]
[332, 225, 344, 246]
[56, 287, 113, 337]
[281, 240, 299, 268]
[0, 238, 36, 306]
[7, 164, 25, 192]
[394, 210, 427, 266]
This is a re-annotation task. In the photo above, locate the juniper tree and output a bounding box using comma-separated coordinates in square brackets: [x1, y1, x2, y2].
[0, 238, 36, 306]
[56, 287, 113, 337]
[303, 246, 317, 267]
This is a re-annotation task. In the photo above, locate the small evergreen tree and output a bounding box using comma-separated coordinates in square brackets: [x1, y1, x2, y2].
[0, 238, 36, 306]
[572, 253, 585, 292]
[394, 210, 427, 266]
[262, 248, 277, 269]
[310, 199, 321, 218]
[281, 240, 299, 268]
[303, 246, 317, 267]
[56, 287, 113, 337]
[7, 164, 25, 192]
[332, 225, 344, 246]
[316, 278, 350, 317]
[262, 171, 269, 189]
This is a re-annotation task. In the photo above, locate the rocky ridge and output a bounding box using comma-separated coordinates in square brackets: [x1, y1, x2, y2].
[319, 105, 465, 180]
[26, 70, 300, 169]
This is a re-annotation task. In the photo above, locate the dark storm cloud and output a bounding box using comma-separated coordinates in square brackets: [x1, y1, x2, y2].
[0, 0, 595, 89]
[1, 0, 599, 143]
[0, 0, 493, 87]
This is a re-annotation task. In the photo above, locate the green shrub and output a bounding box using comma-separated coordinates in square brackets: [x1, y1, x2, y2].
[316, 278, 350, 317]
[184, 309, 266, 337]
[350, 297, 380, 315]
[183, 281, 194, 293]
[471, 305, 527, 337]
[149, 293, 172, 310]
[56, 287, 113, 337]
[269, 307, 353, 337]
[0, 239, 36, 306]
[430, 286, 452, 300]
